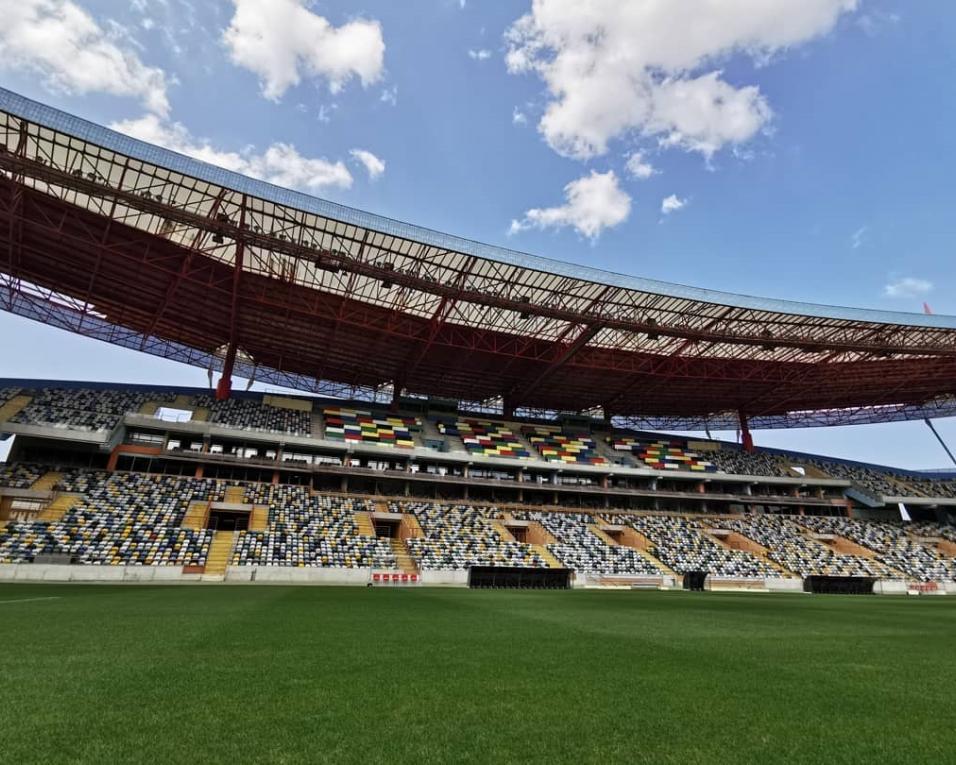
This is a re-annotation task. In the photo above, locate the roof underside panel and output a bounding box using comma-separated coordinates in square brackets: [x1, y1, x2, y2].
[1, 88, 956, 429]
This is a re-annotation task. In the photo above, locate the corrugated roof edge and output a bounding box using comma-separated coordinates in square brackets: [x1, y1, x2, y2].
[2, 86, 954, 330]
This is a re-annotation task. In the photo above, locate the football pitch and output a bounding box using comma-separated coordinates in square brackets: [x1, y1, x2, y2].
[1, 585, 955, 764]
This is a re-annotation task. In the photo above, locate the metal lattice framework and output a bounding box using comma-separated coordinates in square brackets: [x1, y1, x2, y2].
[2, 88, 956, 430]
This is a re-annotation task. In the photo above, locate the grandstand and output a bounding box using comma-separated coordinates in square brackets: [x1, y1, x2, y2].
[0, 87, 954, 595]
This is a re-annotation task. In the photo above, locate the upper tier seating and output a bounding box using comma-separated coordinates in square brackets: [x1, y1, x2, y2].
[195, 396, 311, 436]
[798, 516, 956, 582]
[323, 407, 418, 448]
[0, 472, 214, 566]
[800, 459, 909, 496]
[438, 419, 531, 458]
[10, 388, 173, 432]
[711, 515, 894, 578]
[609, 437, 716, 472]
[522, 426, 608, 465]
[707, 449, 792, 478]
[511, 510, 661, 575]
[0, 387, 21, 407]
[393, 501, 546, 569]
[0, 462, 44, 488]
[619, 515, 774, 577]
[231, 488, 395, 568]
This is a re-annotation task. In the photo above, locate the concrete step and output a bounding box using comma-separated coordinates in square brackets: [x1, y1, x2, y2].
[354, 511, 376, 537]
[0, 394, 32, 423]
[31, 471, 63, 492]
[223, 486, 246, 504]
[38, 494, 82, 522]
[249, 505, 269, 532]
[181, 501, 210, 531]
[204, 530, 236, 575]
[531, 543, 563, 568]
[388, 537, 418, 573]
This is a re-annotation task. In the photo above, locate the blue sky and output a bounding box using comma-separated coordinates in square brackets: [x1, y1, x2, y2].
[1, 0, 955, 468]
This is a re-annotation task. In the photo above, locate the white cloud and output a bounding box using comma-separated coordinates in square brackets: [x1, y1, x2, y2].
[512, 107, 528, 125]
[349, 148, 385, 180]
[625, 151, 656, 180]
[505, 0, 857, 160]
[223, 0, 385, 100]
[468, 48, 492, 61]
[111, 114, 353, 192]
[0, 0, 170, 115]
[851, 225, 867, 249]
[884, 277, 933, 299]
[510, 170, 631, 239]
[380, 86, 398, 106]
[661, 194, 686, 214]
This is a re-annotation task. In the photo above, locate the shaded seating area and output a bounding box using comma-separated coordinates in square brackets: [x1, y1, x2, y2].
[609, 437, 716, 472]
[0, 462, 44, 489]
[195, 396, 311, 436]
[437, 419, 531, 458]
[522, 426, 607, 465]
[323, 407, 419, 448]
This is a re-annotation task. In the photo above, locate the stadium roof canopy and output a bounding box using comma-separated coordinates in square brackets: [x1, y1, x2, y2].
[1, 87, 955, 431]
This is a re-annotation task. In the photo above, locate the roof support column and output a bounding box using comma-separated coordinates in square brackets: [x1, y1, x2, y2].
[215, 195, 246, 401]
[739, 410, 754, 453]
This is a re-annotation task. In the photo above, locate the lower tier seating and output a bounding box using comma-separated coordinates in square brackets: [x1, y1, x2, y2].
[798, 516, 956, 582]
[394, 501, 546, 569]
[711, 516, 895, 578]
[619, 514, 775, 577]
[511, 511, 662, 575]
[231, 488, 395, 568]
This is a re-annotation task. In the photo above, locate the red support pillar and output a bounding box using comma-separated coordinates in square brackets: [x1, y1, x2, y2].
[739, 410, 754, 453]
[215, 342, 237, 400]
[215, 196, 246, 401]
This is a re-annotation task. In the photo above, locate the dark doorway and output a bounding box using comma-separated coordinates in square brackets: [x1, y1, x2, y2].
[374, 519, 400, 538]
[468, 566, 571, 589]
[207, 509, 250, 532]
[804, 576, 874, 595]
[683, 571, 707, 591]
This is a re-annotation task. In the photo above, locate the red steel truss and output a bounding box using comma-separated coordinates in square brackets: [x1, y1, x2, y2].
[1, 93, 956, 430]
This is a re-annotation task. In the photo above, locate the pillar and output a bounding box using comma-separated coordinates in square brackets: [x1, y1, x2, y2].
[739, 410, 754, 453]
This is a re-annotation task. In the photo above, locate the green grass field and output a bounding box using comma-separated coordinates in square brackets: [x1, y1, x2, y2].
[1, 585, 955, 764]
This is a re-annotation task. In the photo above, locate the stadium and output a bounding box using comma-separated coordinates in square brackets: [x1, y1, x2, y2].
[2, 77, 956, 763]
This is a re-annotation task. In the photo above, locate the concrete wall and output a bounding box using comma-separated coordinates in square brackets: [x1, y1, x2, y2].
[873, 579, 908, 595]
[765, 577, 804, 592]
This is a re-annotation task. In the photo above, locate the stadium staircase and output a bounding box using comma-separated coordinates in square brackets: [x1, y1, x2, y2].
[181, 501, 210, 530]
[249, 505, 269, 532]
[310, 412, 325, 438]
[388, 538, 418, 573]
[354, 511, 376, 536]
[531, 544, 563, 568]
[491, 521, 516, 542]
[30, 471, 63, 492]
[589, 523, 677, 577]
[596, 438, 636, 466]
[184, 395, 209, 421]
[703, 529, 796, 578]
[0, 394, 31, 423]
[137, 401, 160, 416]
[223, 486, 246, 504]
[38, 494, 82, 522]
[204, 531, 236, 576]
